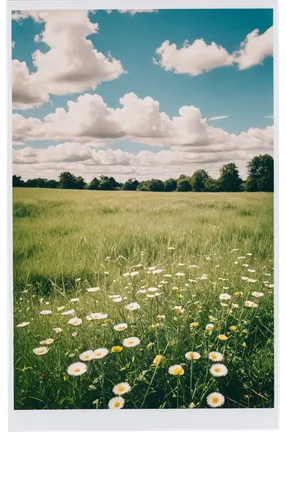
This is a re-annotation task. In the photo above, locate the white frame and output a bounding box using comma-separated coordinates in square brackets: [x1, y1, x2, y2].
[7, 0, 279, 431]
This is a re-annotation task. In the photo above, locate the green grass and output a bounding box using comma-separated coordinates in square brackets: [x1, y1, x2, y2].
[13, 188, 274, 410]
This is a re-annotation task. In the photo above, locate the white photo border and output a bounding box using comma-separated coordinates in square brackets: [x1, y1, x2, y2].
[7, 0, 279, 431]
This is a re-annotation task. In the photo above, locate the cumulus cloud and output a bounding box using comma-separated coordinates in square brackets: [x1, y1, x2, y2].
[154, 39, 234, 76]
[12, 60, 49, 110]
[12, 11, 125, 108]
[12, 92, 274, 157]
[234, 26, 273, 70]
[118, 10, 158, 15]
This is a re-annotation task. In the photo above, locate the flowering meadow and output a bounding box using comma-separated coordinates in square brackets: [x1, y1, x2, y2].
[13, 189, 274, 410]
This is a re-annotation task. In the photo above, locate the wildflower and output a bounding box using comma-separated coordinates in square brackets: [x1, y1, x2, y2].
[79, 350, 94, 361]
[209, 351, 223, 362]
[93, 348, 109, 359]
[252, 292, 264, 298]
[176, 272, 185, 277]
[219, 293, 231, 301]
[16, 321, 30, 328]
[114, 323, 128, 332]
[231, 303, 239, 309]
[234, 291, 243, 297]
[185, 351, 201, 360]
[244, 301, 258, 308]
[87, 287, 100, 292]
[157, 314, 165, 320]
[247, 253, 253, 256]
[247, 278, 257, 283]
[164, 274, 172, 278]
[40, 310, 52, 315]
[70, 298, 80, 303]
[168, 365, 184, 376]
[53, 327, 63, 334]
[168, 247, 175, 250]
[147, 342, 154, 349]
[86, 312, 108, 320]
[148, 287, 158, 292]
[153, 354, 164, 366]
[113, 297, 123, 303]
[242, 264, 249, 268]
[248, 269, 256, 273]
[130, 271, 139, 277]
[33, 346, 49, 355]
[67, 362, 87, 376]
[229, 325, 237, 332]
[220, 302, 228, 307]
[57, 306, 65, 311]
[62, 309, 75, 316]
[189, 402, 196, 408]
[108, 396, 125, 409]
[173, 306, 185, 314]
[190, 322, 199, 328]
[137, 289, 147, 294]
[40, 338, 54, 346]
[68, 317, 82, 326]
[153, 269, 163, 275]
[207, 392, 225, 408]
[111, 346, 123, 353]
[113, 382, 131, 395]
[205, 323, 214, 332]
[71, 331, 78, 337]
[242, 342, 247, 348]
[123, 337, 140, 348]
[210, 364, 228, 377]
[126, 302, 140, 311]
[217, 334, 228, 341]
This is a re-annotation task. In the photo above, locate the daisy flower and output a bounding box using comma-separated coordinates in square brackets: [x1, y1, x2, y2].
[61, 309, 75, 316]
[67, 362, 87, 376]
[93, 348, 109, 359]
[40, 310, 52, 315]
[190, 322, 199, 328]
[33, 346, 49, 355]
[114, 323, 128, 332]
[229, 325, 237, 332]
[153, 354, 164, 366]
[79, 350, 94, 361]
[87, 287, 100, 293]
[57, 306, 65, 312]
[148, 287, 158, 292]
[39, 338, 54, 345]
[219, 293, 231, 301]
[123, 337, 140, 348]
[176, 272, 185, 277]
[244, 301, 258, 308]
[113, 382, 131, 395]
[173, 306, 185, 314]
[53, 327, 63, 334]
[207, 392, 225, 408]
[209, 351, 224, 362]
[70, 298, 80, 303]
[168, 365, 184, 376]
[210, 364, 228, 377]
[113, 297, 123, 303]
[217, 334, 228, 341]
[108, 396, 125, 409]
[185, 351, 201, 360]
[86, 312, 108, 320]
[252, 292, 264, 298]
[16, 321, 30, 328]
[68, 317, 82, 326]
[126, 302, 141, 311]
[205, 323, 214, 332]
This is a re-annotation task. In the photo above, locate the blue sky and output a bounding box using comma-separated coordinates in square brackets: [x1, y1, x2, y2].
[12, 9, 274, 180]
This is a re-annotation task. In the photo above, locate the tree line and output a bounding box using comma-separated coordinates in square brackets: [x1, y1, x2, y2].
[13, 154, 274, 192]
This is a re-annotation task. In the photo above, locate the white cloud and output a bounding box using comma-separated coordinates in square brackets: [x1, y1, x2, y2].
[234, 26, 273, 70]
[12, 11, 125, 108]
[12, 92, 274, 158]
[154, 39, 234, 76]
[118, 10, 158, 15]
[12, 60, 49, 110]
[208, 115, 229, 122]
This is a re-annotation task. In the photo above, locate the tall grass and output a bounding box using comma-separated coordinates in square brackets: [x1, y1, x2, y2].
[13, 189, 274, 410]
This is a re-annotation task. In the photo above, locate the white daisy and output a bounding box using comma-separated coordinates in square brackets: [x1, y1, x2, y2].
[16, 321, 30, 328]
[210, 363, 228, 377]
[209, 351, 224, 362]
[207, 392, 225, 408]
[86, 312, 108, 320]
[53, 327, 63, 334]
[126, 302, 141, 311]
[219, 293, 231, 301]
[61, 309, 75, 316]
[67, 362, 88, 376]
[39, 338, 54, 345]
[40, 310, 52, 315]
[252, 292, 264, 298]
[113, 382, 131, 395]
[114, 323, 128, 332]
[205, 323, 215, 332]
[33, 346, 49, 355]
[173, 306, 185, 314]
[108, 396, 125, 409]
[68, 317, 82, 326]
[87, 287, 100, 293]
[185, 351, 201, 360]
[168, 365, 184, 376]
[70, 298, 80, 303]
[93, 348, 109, 359]
[244, 301, 258, 308]
[176, 272, 185, 277]
[79, 350, 94, 361]
[57, 306, 65, 312]
[123, 337, 140, 348]
[148, 287, 158, 292]
[113, 297, 123, 303]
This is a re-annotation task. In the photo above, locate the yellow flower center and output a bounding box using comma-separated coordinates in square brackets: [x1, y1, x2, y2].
[114, 402, 121, 408]
[118, 386, 124, 392]
[96, 352, 101, 357]
[212, 355, 217, 360]
[214, 368, 221, 373]
[74, 368, 80, 373]
[212, 397, 219, 404]
[173, 367, 182, 375]
[128, 341, 134, 345]
[84, 355, 89, 359]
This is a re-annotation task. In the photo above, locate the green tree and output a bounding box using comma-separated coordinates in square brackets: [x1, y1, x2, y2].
[246, 154, 274, 192]
[164, 178, 177, 192]
[59, 172, 77, 189]
[204, 177, 219, 192]
[12, 175, 24, 187]
[75, 176, 86, 190]
[123, 178, 140, 191]
[88, 177, 101, 190]
[45, 179, 59, 189]
[191, 169, 209, 192]
[218, 163, 242, 192]
[177, 176, 192, 192]
[100, 176, 118, 190]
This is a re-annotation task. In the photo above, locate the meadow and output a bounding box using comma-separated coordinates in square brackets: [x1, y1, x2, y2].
[13, 188, 274, 410]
